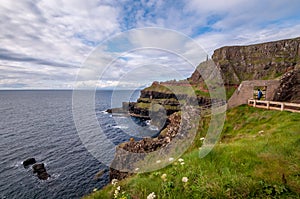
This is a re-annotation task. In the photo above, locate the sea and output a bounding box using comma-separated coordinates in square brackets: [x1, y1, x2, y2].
[0, 90, 158, 199]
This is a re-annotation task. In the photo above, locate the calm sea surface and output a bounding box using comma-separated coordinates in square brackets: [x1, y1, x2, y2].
[0, 90, 154, 199]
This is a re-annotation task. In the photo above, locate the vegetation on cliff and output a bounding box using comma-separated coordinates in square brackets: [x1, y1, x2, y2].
[212, 37, 300, 85]
[85, 105, 300, 199]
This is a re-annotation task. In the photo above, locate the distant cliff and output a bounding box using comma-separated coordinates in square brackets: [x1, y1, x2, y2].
[188, 37, 300, 101]
[212, 37, 300, 85]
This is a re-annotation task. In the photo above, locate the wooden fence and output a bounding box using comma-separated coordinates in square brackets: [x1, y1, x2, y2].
[248, 99, 300, 113]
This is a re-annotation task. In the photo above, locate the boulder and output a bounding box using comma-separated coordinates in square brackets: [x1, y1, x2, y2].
[23, 158, 36, 168]
[32, 163, 50, 180]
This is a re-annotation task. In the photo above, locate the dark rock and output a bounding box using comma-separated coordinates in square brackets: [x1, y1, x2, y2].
[110, 168, 131, 181]
[94, 169, 105, 180]
[109, 106, 200, 180]
[273, 69, 300, 103]
[32, 163, 50, 180]
[23, 158, 36, 168]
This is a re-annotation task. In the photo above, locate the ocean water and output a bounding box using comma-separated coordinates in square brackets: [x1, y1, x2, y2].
[0, 90, 156, 199]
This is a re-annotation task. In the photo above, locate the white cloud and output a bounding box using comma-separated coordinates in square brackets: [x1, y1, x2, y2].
[0, 0, 300, 89]
[0, 0, 121, 89]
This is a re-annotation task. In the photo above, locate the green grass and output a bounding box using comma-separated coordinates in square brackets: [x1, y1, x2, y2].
[85, 105, 300, 199]
[225, 86, 237, 100]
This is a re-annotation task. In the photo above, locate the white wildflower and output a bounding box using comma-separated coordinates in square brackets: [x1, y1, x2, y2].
[93, 188, 97, 192]
[200, 137, 205, 141]
[114, 189, 119, 198]
[135, 168, 139, 171]
[182, 177, 188, 183]
[156, 160, 161, 163]
[180, 162, 185, 165]
[147, 192, 156, 199]
[168, 157, 174, 162]
[161, 173, 167, 181]
[111, 179, 118, 186]
[114, 186, 121, 198]
[178, 158, 184, 162]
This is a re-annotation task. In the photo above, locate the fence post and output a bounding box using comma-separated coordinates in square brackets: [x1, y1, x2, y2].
[253, 100, 256, 107]
[280, 103, 284, 111]
[267, 101, 270, 109]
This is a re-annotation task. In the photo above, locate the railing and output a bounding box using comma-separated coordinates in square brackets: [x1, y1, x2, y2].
[199, 100, 227, 115]
[248, 99, 300, 113]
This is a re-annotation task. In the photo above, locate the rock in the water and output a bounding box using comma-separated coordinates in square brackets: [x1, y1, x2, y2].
[32, 163, 50, 180]
[23, 158, 36, 168]
[94, 169, 105, 180]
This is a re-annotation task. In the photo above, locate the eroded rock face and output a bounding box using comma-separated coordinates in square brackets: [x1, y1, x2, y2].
[273, 69, 300, 103]
[109, 112, 182, 181]
[32, 163, 50, 180]
[109, 105, 200, 181]
[212, 37, 300, 85]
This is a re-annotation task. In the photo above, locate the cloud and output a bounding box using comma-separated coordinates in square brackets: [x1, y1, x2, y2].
[0, 0, 121, 89]
[0, 0, 300, 89]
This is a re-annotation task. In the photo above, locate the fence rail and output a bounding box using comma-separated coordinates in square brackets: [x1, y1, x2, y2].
[248, 99, 300, 113]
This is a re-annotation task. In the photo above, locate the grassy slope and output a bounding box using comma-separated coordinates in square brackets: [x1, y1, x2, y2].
[86, 105, 300, 199]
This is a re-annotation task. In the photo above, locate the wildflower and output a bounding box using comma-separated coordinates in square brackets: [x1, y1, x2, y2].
[180, 162, 185, 165]
[200, 137, 205, 141]
[161, 173, 167, 181]
[114, 189, 119, 198]
[182, 177, 188, 183]
[93, 188, 97, 192]
[156, 160, 161, 163]
[111, 179, 118, 186]
[147, 192, 156, 199]
[168, 157, 174, 162]
[135, 168, 139, 171]
[114, 186, 121, 198]
[178, 158, 184, 162]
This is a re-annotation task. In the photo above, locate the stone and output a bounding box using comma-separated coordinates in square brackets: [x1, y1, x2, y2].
[94, 169, 105, 180]
[23, 158, 36, 168]
[32, 163, 50, 180]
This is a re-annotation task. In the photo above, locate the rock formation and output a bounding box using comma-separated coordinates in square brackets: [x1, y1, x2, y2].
[32, 163, 50, 180]
[23, 158, 36, 168]
[273, 68, 300, 103]
[212, 37, 300, 85]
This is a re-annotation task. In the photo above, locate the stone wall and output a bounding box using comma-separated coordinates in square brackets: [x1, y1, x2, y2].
[227, 80, 280, 109]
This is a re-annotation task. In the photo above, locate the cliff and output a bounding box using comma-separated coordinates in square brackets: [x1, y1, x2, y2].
[212, 37, 300, 85]
[273, 68, 300, 103]
[188, 37, 300, 101]
[125, 81, 211, 119]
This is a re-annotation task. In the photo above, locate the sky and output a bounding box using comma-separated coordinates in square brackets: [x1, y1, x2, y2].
[1, 0, 300, 89]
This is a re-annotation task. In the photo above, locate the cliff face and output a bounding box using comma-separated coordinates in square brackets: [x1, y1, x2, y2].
[126, 82, 211, 118]
[273, 68, 300, 103]
[212, 37, 300, 85]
